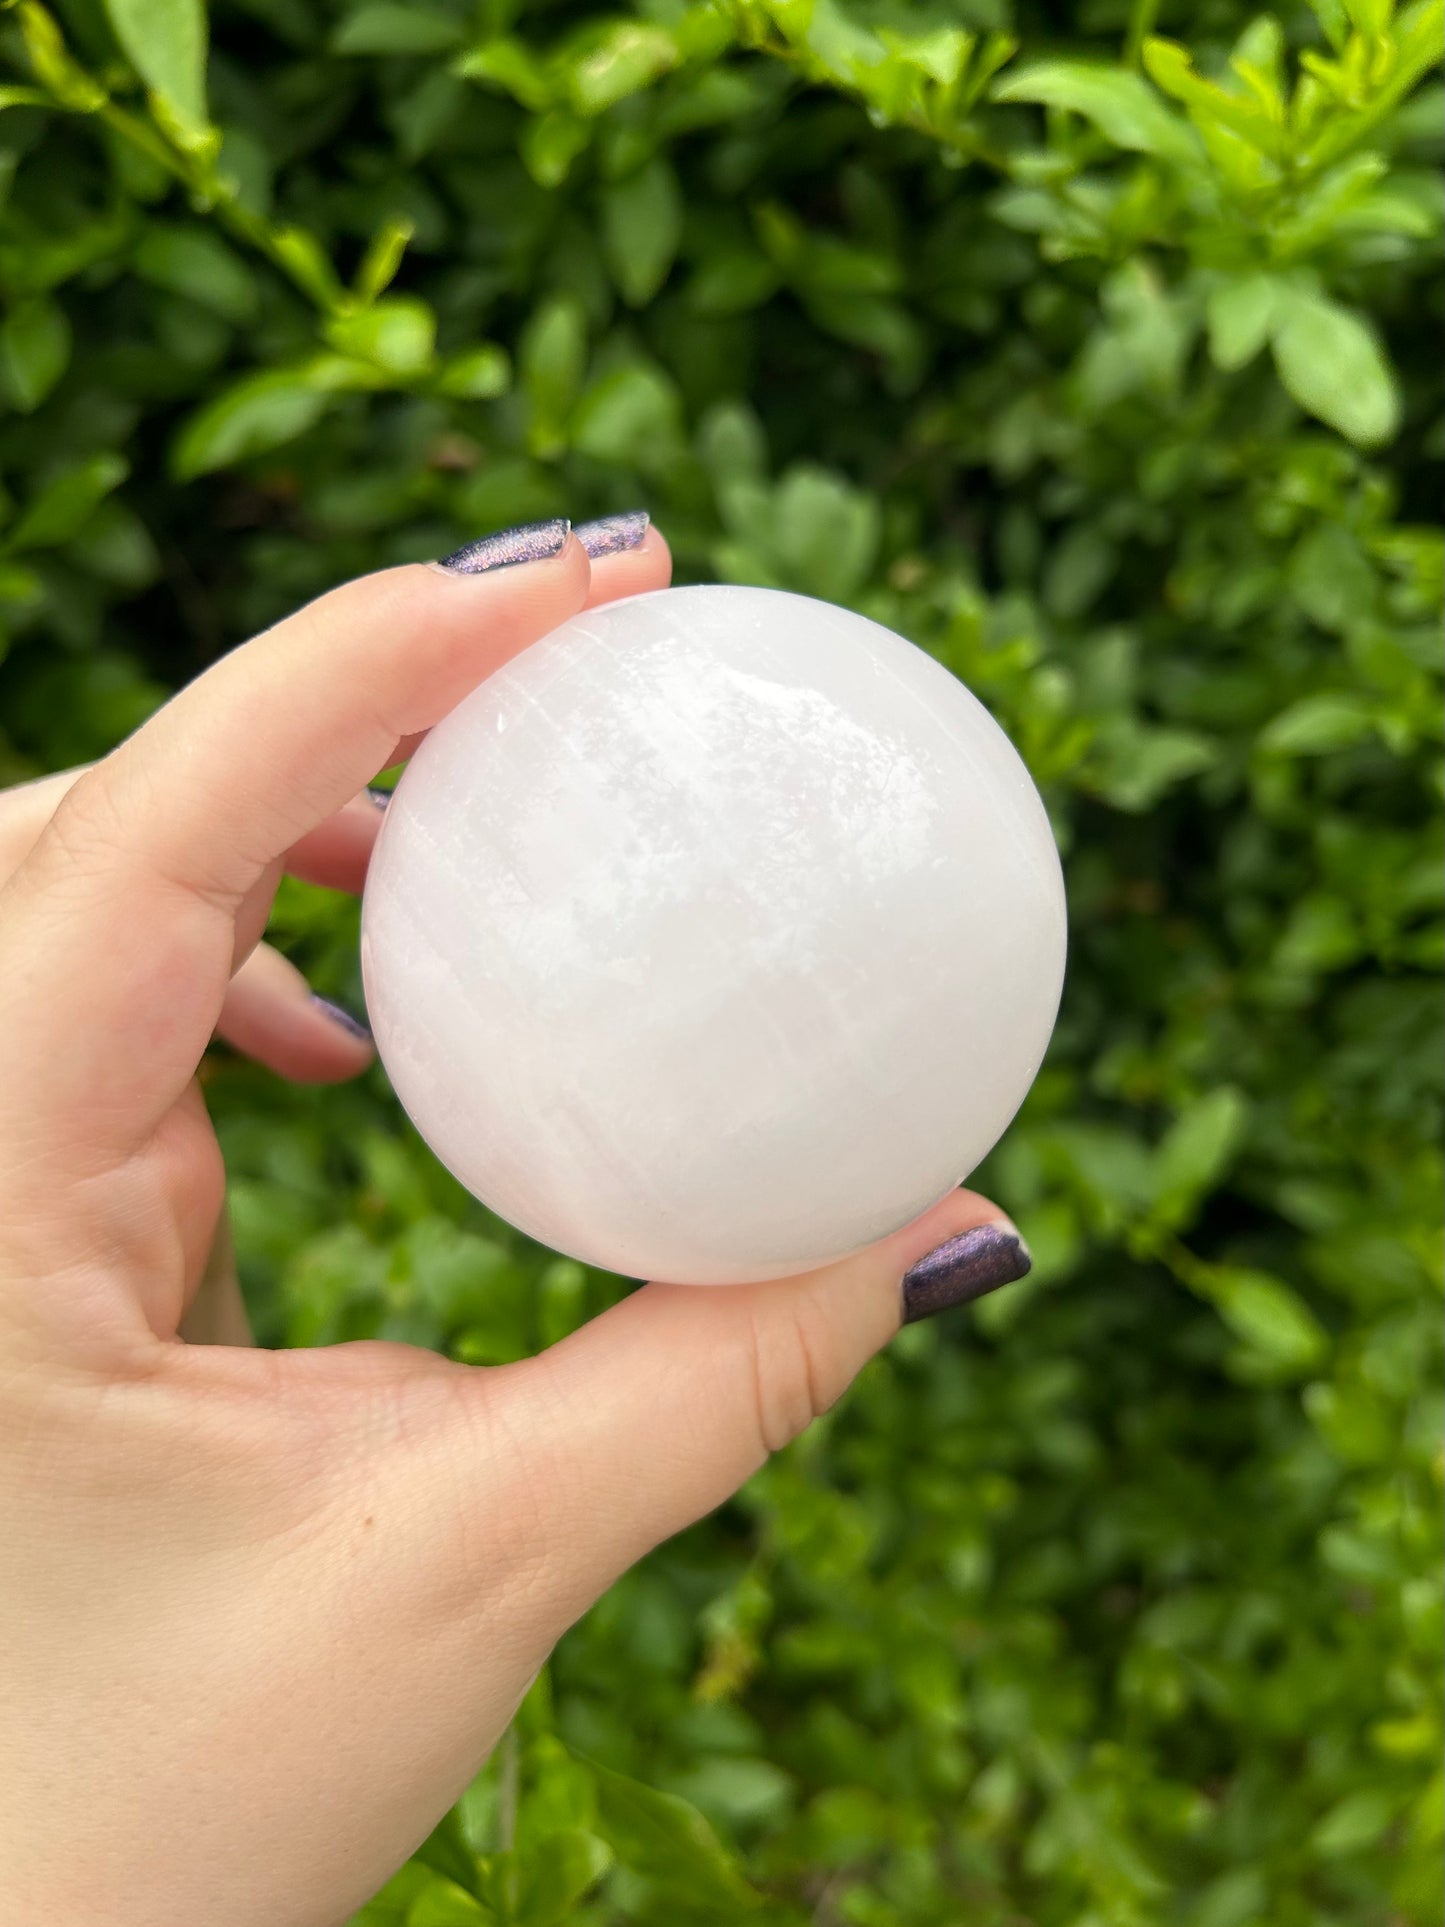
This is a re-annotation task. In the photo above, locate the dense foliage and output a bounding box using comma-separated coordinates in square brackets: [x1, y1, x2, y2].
[2, 0, 1441, 1919]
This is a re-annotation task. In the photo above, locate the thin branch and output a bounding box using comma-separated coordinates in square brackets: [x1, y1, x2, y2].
[495, 1723, 519, 1854]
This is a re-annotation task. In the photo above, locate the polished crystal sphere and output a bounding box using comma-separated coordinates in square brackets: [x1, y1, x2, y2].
[361, 585, 1066, 1284]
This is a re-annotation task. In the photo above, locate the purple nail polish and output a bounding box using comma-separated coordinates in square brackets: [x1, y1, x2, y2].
[437, 517, 570, 574]
[901, 1224, 1031, 1325]
[310, 994, 372, 1045]
[576, 510, 650, 558]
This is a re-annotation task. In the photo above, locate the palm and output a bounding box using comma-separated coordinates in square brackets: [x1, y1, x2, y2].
[19, 1248, 546, 1922]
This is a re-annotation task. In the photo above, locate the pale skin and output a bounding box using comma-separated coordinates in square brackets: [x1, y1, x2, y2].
[0, 529, 1011, 1926]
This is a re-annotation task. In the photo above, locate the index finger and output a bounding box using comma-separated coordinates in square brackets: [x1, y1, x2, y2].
[0, 529, 666, 1170]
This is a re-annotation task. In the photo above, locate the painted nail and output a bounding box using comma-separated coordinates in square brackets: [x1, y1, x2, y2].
[310, 994, 372, 1045]
[575, 509, 650, 558]
[366, 785, 393, 809]
[436, 517, 570, 574]
[901, 1223, 1032, 1325]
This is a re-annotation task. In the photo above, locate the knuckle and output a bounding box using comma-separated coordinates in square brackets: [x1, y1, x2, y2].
[42, 768, 131, 879]
[746, 1293, 843, 1458]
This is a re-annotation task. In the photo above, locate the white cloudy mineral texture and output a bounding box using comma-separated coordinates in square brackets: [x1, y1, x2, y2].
[361, 585, 1066, 1284]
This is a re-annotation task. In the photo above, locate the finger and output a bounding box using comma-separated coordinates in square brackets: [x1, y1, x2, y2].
[372, 525, 674, 776]
[582, 523, 671, 606]
[283, 790, 390, 895]
[0, 534, 595, 1168]
[2, 763, 389, 900]
[0, 528, 672, 887]
[258, 528, 676, 887]
[483, 1189, 1028, 1630]
[216, 941, 374, 1083]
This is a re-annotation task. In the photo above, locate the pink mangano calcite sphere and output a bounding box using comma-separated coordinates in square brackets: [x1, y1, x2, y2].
[360, 584, 1066, 1284]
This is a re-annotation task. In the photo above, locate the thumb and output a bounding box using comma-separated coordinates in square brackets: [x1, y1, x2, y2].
[489, 1189, 1028, 1624]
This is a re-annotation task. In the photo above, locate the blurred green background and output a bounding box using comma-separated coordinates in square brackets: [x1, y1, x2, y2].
[1, 0, 1441, 1920]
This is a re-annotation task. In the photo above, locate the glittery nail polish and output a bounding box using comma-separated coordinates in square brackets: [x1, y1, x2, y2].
[366, 785, 393, 809]
[901, 1223, 1031, 1325]
[437, 517, 570, 574]
[576, 510, 650, 558]
[310, 994, 372, 1045]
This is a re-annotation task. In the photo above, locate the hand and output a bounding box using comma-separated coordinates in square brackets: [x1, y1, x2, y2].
[0, 522, 1023, 1927]
[0, 759, 385, 1090]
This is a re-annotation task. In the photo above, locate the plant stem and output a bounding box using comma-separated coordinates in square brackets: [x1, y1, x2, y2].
[495, 1724, 519, 1854]
[1125, 0, 1161, 68]
[12, 1, 344, 316]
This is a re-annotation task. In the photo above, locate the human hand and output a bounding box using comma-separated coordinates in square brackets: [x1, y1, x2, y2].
[0, 756, 383, 1091]
[0, 517, 1027, 1926]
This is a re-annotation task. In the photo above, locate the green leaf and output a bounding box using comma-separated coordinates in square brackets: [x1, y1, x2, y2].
[101, 0, 209, 132]
[512, 1829, 612, 1924]
[354, 218, 415, 304]
[588, 1759, 761, 1911]
[514, 1734, 598, 1842]
[4, 453, 129, 553]
[406, 1876, 493, 1926]
[412, 1807, 485, 1895]
[347, 1863, 440, 1925]
[686, 249, 781, 316]
[1310, 0, 1352, 45]
[698, 402, 768, 487]
[571, 362, 684, 469]
[327, 296, 437, 376]
[519, 297, 588, 456]
[667, 1757, 793, 1827]
[0, 298, 72, 411]
[435, 345, 511, 399]
[1288, 523, 1376, 632]
[519, 111, 590, 189]
[566, 23, 678, 116]
[13, 2, 107, 111]
[1206, 274, 1279, 371]
[1271, 288, 1400, 446]
[534, 1260, 587, 1348]
[1343, 0, 1393, 37]
[1142, 37, 1285, 157]
[994, 62, 1199, 164]
[1310, 1787, 1399, 1855]
[1230, 15, 1284, 101]
[771, 462, 880, 600]
[268, 227, 347, 313]
[1092, 720, 1217, 810]
[132, 224, 258, 324]
[1272, 893, 1360, 973]
[1152, 1089, 1248, 1225]
[171, 362, 362, 478]
[1259, 692, 1376, 754]
[0, 561, 43, 613]
[1196, 1265, 1329, 1375]
[453, 37, 553, 113]
[802, 293, 926, 390]
[1042, 523, 1116, 619]
[600, 159, 682, 308]
[332, 5, 465, 55]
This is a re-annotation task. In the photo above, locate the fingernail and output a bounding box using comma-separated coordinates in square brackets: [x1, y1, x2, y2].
[575, 509, 650, 558]
[436, 517, 571, 574]
[901, 1222, 1031, 1325]
[366, 785, 393, 809]
[310, 994, 372, 1045]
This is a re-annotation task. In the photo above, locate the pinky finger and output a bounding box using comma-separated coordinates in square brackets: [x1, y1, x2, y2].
[216, 941, 373, 1084]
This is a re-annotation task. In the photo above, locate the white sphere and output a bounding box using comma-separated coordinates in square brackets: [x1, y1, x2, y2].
[361, 585, 1065, 1284]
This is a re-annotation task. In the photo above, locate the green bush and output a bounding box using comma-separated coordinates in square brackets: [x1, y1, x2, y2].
[2, 0, 1441, 1919]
